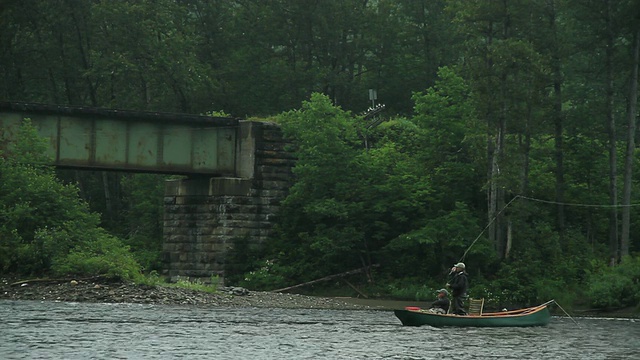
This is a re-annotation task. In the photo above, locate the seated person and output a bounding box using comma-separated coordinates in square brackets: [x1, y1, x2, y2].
[428, 288, 450, 314]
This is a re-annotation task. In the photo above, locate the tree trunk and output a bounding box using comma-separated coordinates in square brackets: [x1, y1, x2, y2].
[549, 0, 565, 238]
[495, 98, 507, 258]
[494, 2, 509, 258]
[486, 19, 497, 248]
[605, 0, 619, 266]
[69, 3, 97, 106]
[102, 171, 113, 226]
[519, 111, 531, 195]
[621, 26, 639, 259]
[488, 132, 497, 247]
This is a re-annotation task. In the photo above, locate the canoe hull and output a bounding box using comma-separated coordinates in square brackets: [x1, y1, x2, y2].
[394, 305, 551, 327]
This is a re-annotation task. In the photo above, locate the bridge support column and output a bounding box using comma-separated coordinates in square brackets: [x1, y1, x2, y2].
[162, 121, 292, 285]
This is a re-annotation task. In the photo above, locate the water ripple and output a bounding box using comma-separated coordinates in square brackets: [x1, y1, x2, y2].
[0, 300, 638, 359]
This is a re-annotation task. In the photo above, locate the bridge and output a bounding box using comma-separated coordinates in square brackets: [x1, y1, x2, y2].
[0, 101, 294, 284]
[0, 101, 251, 176]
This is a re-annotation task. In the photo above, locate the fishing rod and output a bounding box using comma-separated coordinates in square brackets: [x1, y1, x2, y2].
[444, 196, 518, 315]
[451, 194, 633, 324]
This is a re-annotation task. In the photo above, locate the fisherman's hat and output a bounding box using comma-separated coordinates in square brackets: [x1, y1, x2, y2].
[436, 288, 449, 296]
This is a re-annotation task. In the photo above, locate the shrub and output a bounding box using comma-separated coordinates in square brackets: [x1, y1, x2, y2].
[52, 233, 143, 282]
[0, 119, 143, 281]
[387, 283, 435, 301]
[382, 277, 441, 301]
[239, 260, 288, 291]
[586, 256, 640, 309]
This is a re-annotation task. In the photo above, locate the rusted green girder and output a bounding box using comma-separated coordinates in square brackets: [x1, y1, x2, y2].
[0, 102, 242, 175]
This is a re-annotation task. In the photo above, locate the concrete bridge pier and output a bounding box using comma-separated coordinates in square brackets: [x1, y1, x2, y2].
[161, 121, 293, 285]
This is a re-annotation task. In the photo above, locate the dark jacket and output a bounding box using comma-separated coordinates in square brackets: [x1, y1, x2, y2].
[449, 271, 468, 297]
[430, 297, 450, 312]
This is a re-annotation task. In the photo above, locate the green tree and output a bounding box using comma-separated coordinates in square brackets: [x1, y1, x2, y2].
[274, 93, 365, 279]
[119, 173, 166, 272]
[447, 0, 570, 260]
[385, 67, 488, 277]
[251, 93, 438, 288]
[0, 119, 141, 280]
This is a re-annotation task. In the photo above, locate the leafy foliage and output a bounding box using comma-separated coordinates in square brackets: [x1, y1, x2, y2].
[119, 174, 166, 272]
[239, 259, 288, 291]
[52, 234, 142, 282]
[272, 93, 367, 279]
[586, 256, 640, 309]
[0, 120, 141, 280]
[2, 0, 640, 310]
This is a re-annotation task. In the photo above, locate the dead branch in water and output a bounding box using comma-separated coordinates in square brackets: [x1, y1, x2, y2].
[270, 264, 379, 293]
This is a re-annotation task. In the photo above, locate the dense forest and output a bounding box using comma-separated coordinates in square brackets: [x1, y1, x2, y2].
[1, 0, 639, 310]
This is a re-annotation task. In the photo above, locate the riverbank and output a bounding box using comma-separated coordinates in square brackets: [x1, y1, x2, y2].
[0, 277, 377, 310]
[2, 277, 637, 317]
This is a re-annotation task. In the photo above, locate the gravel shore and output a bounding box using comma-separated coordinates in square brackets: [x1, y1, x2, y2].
[0, 277, 375, 310]
[4, 277, 636, 318]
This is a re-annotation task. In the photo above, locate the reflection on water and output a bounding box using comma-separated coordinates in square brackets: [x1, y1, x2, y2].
[1, 300, 638, 359]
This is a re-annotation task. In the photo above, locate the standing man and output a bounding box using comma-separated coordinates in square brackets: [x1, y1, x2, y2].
[447, 262, 468, 315]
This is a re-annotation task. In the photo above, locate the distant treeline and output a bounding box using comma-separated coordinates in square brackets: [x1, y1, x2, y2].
[1, 1, 639, 310]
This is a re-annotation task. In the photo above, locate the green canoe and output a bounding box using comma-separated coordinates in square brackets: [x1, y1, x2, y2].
[394, 303, 552, 327]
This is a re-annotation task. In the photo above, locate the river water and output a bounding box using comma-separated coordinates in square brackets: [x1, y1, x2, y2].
[1, 300, 638, 359]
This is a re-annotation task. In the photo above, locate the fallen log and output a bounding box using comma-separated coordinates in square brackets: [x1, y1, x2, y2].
[270, 264, 379, 293]
[341, 278, 368, 298]
[9, 275, 112, 287]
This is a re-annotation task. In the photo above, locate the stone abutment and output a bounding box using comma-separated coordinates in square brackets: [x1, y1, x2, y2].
[162, 121, 294, 284]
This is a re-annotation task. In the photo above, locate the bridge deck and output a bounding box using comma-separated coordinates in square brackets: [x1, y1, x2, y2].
[0, 102, 241, 175]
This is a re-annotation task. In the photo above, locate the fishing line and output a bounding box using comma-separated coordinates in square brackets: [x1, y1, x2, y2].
[552, 300, 580, 327]
[517, 195, 640, 208]
[458, 194, 640, 262]
[458, 195, 521, 262]
[454, 193, 626, 323]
